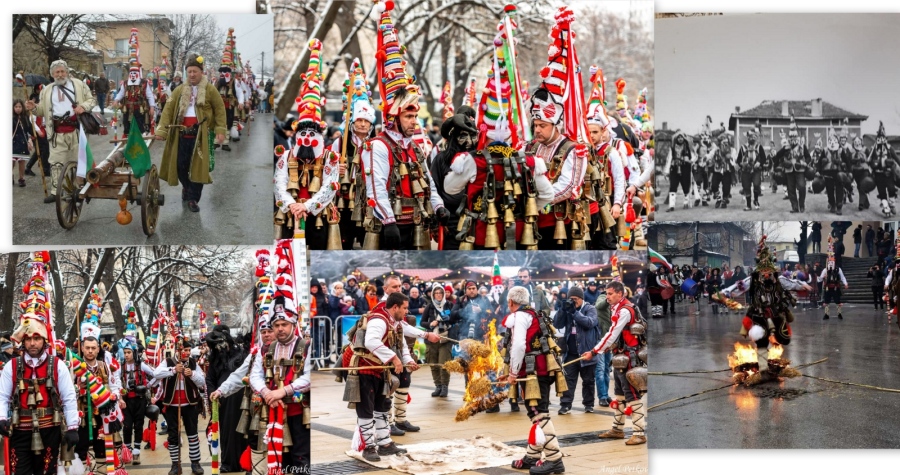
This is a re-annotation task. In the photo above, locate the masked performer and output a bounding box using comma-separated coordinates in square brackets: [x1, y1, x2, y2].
[739, 236, 796, 374]
[0, 252, 80, 475]
[362, 2, 447, 250]
[114, 28, 156, 137]
[215, 28, 244, 152]
[736, 122, 766, 211]
[273, 39, 340, 247]
[871, 122, 899, 217]
[331, 60, 375, 249]
[204, 324, 249, 472]
[665, 131, 694, 211]
[819, 238, 848, 321]
[816, 127, 847, 215]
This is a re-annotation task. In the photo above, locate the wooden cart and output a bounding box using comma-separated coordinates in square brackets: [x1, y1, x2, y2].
[55, 136, 165, 236]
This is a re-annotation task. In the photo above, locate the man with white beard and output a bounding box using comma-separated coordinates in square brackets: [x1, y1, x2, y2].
[25, 59, 96, 203]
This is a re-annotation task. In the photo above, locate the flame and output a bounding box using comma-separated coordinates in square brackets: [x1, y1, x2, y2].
[727, 342, 758, 369]
[451, 321, 509, 421]
[767, 343, 784, 360]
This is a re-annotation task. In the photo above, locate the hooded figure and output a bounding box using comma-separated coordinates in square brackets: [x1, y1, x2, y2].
[204, 324, 248, 472]
[871, 122, 899, 216]
[429, 106, 478, 249]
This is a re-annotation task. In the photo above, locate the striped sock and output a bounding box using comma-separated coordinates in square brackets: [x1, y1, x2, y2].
[188, 435, 201, 462]
[169, 444, 180, 464]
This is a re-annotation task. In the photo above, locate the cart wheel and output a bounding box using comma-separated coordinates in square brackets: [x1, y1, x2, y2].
[56, 161, 83, 230]
[141, 165, 161, 236]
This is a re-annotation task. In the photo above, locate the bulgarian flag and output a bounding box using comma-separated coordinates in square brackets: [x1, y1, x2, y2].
[490, 250, 504, 303]
[648, 247, 672, 270]
[75, 125, 94, 178]
[123, 119, 152, 178]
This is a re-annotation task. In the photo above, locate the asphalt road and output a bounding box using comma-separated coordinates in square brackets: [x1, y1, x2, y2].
[12, 111, 273, 246]
[648, 298, 900, 448]
[656, 173, 892, 222]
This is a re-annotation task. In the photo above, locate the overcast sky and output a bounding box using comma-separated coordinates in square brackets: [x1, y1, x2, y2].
[656, 14, 900, 135]
[212, 13, 273, 79]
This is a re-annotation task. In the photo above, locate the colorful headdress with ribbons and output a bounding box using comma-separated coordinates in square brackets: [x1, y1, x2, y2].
[372, 0, 421, 127]
[11, 252, 54, 347]
[295, 38, 326, 132]
[535, 6, 588, 143]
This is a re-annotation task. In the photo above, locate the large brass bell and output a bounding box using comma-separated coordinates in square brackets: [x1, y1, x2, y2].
[31, 428, 44, 453]
[487, 201, 500, 221]
[308, 173, 321, 193]
[504, 206, 515, 226]
[458, 236, 475, 250]
[336, 196, 346, 209]
[484, 221, 500, 249]
[553, 218, 567, 244]
[282, 413, 293, 447]
[411, 177, 424, 195]
[525, 196, 538, 218]
[524, 377, 541, 405]
[398, 162, 409, 177]
[315, 214, 324, 230]
[392, 199, 403, 216]
[504, 180, 514, 193]
[326, 219, 343, 250]
[513, 181, 522, 195]
[413, 223, 428, 248]
[571, 237, 587, 250]
[520, 222, 537, 247]
[340, 166, 351, 185]
[362, 231, 380, 250]
[554, 370, 569, 396]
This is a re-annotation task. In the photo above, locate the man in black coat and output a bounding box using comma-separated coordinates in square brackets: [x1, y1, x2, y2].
[554, 286, 600, 414]
[204, 325, 249, 473]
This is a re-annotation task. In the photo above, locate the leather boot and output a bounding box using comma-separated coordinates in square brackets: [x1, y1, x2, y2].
[439, 385, 448, 398]
[431, 385, 442, 397]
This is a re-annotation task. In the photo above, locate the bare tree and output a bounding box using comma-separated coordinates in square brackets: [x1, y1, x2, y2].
[19, 14, 95, 71]
[163, 14, 223, 75]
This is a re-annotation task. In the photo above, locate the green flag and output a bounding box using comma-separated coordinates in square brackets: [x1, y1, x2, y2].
[123, 119, 151, 178]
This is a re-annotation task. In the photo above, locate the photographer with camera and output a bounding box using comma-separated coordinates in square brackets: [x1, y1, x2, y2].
[553, 286, 600, 415]
[422, 286, 457, 398]
[500, 268, 552, 318]
[450, 281, 492, 341]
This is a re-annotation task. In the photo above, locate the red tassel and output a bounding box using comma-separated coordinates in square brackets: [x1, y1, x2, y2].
[742, 316, 753, 331]
[114, 469, 128, 475]
[625, 201, 635, 223]
[609, 400, 619, 410]
[624, 406, 633, 416]
[240, 446, 252, 472]
[163, 441, 169, 449]
[406, 393, 411, 404]
[120, 447, 133, 464]
[527, 422, 545, 446]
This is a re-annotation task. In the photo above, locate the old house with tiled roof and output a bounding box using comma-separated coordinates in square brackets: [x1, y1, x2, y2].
[728, 98, 868, 149]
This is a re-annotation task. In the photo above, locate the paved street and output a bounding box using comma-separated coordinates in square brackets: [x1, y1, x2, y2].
[12, 111, 273, 246]
[648, 299, 900, 449]
[656, 174, 891, 221]
[311, 371, 647, 475]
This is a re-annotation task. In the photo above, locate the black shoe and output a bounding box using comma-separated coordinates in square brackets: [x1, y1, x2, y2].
[222, 144, 231, 151]
[439, 385, 448, 398]
[168, 463, 180, 475]
[599, 398, 610, 407]
[187, 200, 200, 212]
[191, 461, 204, 475]
[836, 208, 842, 216]
[144, 443, 151, 450]
[395, 420, 420, 432]
[512, 456, 540, 470]
[510, 401, 520, 412]
[24, 169, 36, 177]
[585, 406, 594, 413]
[432, 386, 442, 397]
[44, 195, 56, 204]
[838, 313, 843, 320]
[823, 314, 830, 320]
[485, 405, 500, 413]
[558, 406, 571, 415]
[800, 207, 805, 213]
[390, 424, 405, 436]
[362, 446, 381, 462]
[715, 201, 721, 209]
[377, 442, 408, 456]
[530, 458, 565, 475]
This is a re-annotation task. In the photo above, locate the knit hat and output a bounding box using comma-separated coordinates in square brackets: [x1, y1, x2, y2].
[373, 0, 420, 127]
[615, 78, 627, 116]
[220, 27, 235, 73]
[568, 286, 584, 300]
[294, 38, 327, 132]
[80, 286, 103, 341]
[11, 252, 54, 345]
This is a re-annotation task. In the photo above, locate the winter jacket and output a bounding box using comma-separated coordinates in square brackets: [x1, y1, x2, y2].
[553, 302, 600, 366]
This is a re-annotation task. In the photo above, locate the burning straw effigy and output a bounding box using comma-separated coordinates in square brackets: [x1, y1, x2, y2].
[443, 323, 510, 422]
[728, 342, 800, 386]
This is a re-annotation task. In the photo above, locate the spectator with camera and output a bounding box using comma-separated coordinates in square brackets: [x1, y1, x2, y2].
[500, 268, 552, 318]
[422, 286, 457, 398]
[450, 281, 492, 340]
[554, 286, 601, 415]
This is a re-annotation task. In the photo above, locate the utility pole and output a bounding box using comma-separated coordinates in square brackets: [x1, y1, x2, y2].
[692, 222, 700, 265]
[260, 51, 265, 80]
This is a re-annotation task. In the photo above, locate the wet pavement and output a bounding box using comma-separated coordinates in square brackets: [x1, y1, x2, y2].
[311, 371, 647, 474]
[648, 299, 900, 448]
[12, 112, 273, 246]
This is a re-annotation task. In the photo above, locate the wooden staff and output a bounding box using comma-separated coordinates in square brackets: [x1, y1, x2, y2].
[491, 376, 535, 385]
[315, 363, 441, 372]
[210, 399, 220, 475]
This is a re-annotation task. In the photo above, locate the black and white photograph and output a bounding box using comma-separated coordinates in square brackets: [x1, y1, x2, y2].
[654, 13, 900, 221]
